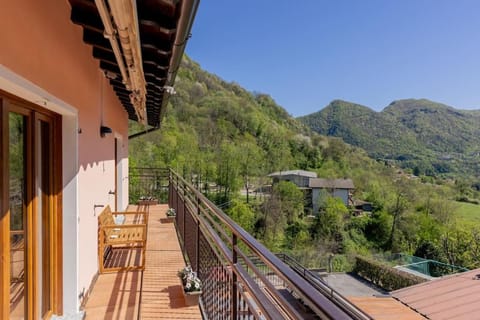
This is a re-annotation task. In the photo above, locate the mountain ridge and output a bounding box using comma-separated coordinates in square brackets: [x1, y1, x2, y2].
[298, 98, 480, 177]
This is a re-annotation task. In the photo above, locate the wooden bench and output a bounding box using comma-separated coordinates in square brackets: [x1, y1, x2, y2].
[98, 205, 148, 273]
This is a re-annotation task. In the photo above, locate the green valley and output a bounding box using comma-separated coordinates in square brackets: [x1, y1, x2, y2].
[129, 56, 480, 272]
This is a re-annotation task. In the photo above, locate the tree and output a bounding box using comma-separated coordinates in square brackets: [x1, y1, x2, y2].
[364, 211, 392, 248]
[312, 197, 347, 240]
[285, 221, 310, 250]
[258, 181, 305, 250]
[216, 142, 241, 202]
[414, 241, 442, 260]
[454, 178, 471, 198]
[322, 138, 348, 164]
[441, 227, 469, 266]
[261, 193, 286, 250]
[273, 181, 304, 223]
[238, 134, 265, 203]
[228, 199, 255, 233]
[386, 178, 413, 250]
[430, 197, 458, 226]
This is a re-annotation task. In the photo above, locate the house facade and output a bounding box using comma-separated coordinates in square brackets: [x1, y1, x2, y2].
[0, 1, 198, 319]
[310, 178, 355, 213]
[268, 170, 354, 214]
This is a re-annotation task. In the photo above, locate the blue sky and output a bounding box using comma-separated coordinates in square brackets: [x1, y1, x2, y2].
[186, 1, 480, 116]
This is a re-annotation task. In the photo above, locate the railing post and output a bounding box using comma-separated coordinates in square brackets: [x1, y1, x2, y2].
[168, 169, 172, 208]
[196, 196, 200, 273]
[231, 234, 238, 319]
[183, 181, 186, 245]
[154, 171, 158, 201]
[175, 173, 179, 213]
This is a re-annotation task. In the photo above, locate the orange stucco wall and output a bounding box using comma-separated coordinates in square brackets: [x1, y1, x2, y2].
[1, 0, 130, 312]
[0, 0, 128, 165]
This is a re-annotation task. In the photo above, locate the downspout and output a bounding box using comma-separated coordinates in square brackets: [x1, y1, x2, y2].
[159, 0, 200, 119]
[130, 0, 200, 138]
[128, 126, 161, 140]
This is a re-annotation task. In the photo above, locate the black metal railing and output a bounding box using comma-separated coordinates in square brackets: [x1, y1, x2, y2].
[167, 168, 355, 320]
[128, 167, 169, 204]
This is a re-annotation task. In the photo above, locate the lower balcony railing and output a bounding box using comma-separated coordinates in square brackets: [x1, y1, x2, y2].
[133, 168, 369, 319]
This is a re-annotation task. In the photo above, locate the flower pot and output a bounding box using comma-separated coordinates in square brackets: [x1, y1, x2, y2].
[138, 199, 158, 205]
[183, 290, 202, 306]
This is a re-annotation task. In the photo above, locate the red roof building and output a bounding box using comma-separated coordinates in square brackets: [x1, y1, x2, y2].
[392, 269, 480, 320]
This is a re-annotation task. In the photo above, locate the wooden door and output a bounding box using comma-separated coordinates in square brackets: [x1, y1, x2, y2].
[0, 93, 62, 319]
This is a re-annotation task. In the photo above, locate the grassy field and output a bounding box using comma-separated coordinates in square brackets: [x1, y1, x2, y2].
[455, 201, 480, 224]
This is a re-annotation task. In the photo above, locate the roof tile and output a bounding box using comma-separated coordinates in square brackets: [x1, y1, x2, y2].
[392, 269, 480, 320]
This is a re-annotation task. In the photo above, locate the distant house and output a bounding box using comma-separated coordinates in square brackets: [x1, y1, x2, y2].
[268, 170, 318, 188]
[309, 179, 355, 213]
[268, 170, 354, 214]
[268, 170, 317, 215]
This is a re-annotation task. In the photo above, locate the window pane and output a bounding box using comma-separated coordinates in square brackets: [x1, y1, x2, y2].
[9, 112, 26, 319]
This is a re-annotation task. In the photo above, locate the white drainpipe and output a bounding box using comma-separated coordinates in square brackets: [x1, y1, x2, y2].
[159, 0, 200, 120]
[168, 0, 200, 85]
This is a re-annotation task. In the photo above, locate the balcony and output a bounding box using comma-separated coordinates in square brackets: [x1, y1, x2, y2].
[83, 203, 201, 319]
[82, 168, 371, 319]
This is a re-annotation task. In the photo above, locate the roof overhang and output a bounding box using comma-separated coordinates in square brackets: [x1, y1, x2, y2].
[68, 0, 200, 127]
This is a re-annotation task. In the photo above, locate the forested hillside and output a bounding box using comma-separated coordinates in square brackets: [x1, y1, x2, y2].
[130, 56, 480, 271]
[299, 99, 480, 177]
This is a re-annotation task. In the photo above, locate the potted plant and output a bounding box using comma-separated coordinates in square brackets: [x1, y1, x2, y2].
[166, 207, 176, 221]
[178, 265, 202, 306]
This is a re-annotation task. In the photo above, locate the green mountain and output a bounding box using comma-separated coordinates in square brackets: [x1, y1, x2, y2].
[129, 56, 394, 202]
[299, 99, 480, 177]
[129, 56, 480, 270]
[129, 56, 320, 174]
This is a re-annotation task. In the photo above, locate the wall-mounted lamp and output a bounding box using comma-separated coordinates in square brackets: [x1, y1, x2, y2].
[100, 125, 112, 138]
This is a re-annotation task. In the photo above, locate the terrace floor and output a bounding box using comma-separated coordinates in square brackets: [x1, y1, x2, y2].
[321, 273, 387, 296]
[82, 204, 202, 319]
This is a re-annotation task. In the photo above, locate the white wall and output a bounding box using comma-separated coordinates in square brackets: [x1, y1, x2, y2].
[312, 188, 350, 214]
[333, 189, 349, 206]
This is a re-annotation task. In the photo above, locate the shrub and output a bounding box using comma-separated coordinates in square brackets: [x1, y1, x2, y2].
[353, 256, 426, 291]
